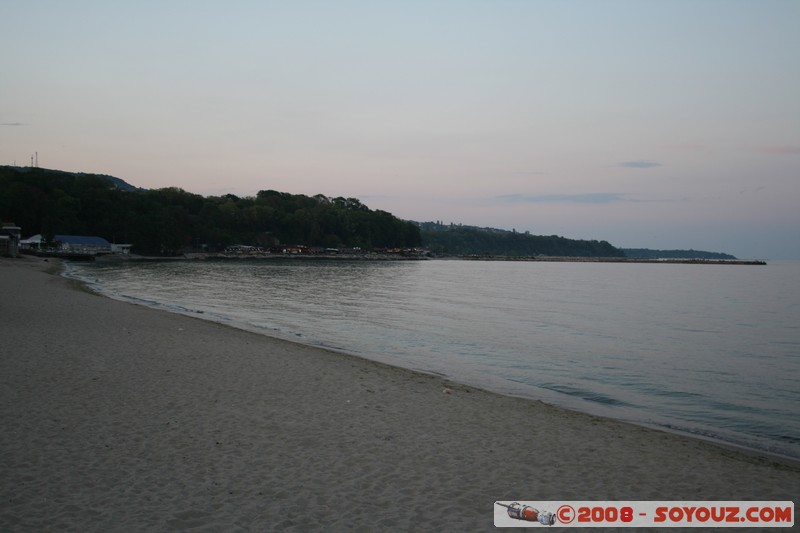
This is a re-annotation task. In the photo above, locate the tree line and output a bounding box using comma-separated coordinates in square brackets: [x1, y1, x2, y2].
[2, 166, 628, 258]
[622, 248, 736, 260]
[0, 166, 421, 255]
[417, 222, 624, 257]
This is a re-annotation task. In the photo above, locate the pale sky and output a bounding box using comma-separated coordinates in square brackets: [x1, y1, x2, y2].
[2, 1, 799, 258]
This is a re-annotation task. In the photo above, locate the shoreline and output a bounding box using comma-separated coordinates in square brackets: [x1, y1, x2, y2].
[2, 256, 797, 529]
[24, 250, 768, 266]
[455, 255, 768, 265]
[68, 256, 794, 464]
[66, 258, 799, 466]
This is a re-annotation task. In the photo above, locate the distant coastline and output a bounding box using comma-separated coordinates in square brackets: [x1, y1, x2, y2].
[455, 255, 767, 265]
[85, 251, 767, 266]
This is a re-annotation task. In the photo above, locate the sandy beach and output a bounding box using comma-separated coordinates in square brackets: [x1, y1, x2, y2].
[1, 256, 797, 531]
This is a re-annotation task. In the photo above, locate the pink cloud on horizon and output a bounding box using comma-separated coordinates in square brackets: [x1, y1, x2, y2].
[755, 145, 800, 155]
[671, 143, 712, 151]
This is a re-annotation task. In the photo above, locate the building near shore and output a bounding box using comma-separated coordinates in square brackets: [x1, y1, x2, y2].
[52, 235, 113, 255]
[20, 234, 112, 255]
[20, 234, 131, 257]
[110, 243, 132, 255]
[19, 234, 44, 251]
[0, 223, 21, 257]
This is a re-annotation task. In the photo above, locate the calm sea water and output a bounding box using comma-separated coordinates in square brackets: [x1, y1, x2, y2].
[65, 258, 800, 461]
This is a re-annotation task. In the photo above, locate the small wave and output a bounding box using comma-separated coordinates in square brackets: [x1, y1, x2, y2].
[112, 293, 208, 316]
[640, 387, 704, 399]
[773, 434, 800, 444]
[120, 294, 164, 307]
[165, 304, 205, 314]
[540, 383, 632, 407]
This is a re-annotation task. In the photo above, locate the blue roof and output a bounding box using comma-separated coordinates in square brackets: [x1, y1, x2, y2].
[54, 235, 111, 246]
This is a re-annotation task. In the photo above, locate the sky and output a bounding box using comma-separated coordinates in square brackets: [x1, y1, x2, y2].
[2, 1, 799, 259]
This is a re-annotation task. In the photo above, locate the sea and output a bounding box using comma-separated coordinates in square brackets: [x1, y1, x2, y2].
[64, 258, 800, 462]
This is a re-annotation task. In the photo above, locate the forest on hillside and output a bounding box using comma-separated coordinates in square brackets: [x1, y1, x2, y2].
[0, 167, 420, 255]
[417, 222, 624, 257]
[2, 166, 629, 258]
[622, 248, 737, 260]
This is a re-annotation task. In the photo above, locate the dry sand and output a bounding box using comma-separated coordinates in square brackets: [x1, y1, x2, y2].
[1, 256, 797, 531]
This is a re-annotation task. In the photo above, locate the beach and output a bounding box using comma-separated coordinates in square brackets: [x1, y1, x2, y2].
[1, 257, 797, 531]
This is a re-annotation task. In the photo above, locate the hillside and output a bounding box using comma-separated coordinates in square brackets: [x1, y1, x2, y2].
[0, 166, 420, 255]
[623, 248, 737, 260]
[1, 165, 143, 191]
[418, 222, 624, 257]
[2, 165, 646, 259]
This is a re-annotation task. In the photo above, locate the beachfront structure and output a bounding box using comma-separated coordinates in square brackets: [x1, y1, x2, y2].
[53, 235, 112, 255]
[19, 234, 44, 250]
[110, 243, 132, 255]
[0, 223, 21, 257]
[21, 234, 130, 256]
